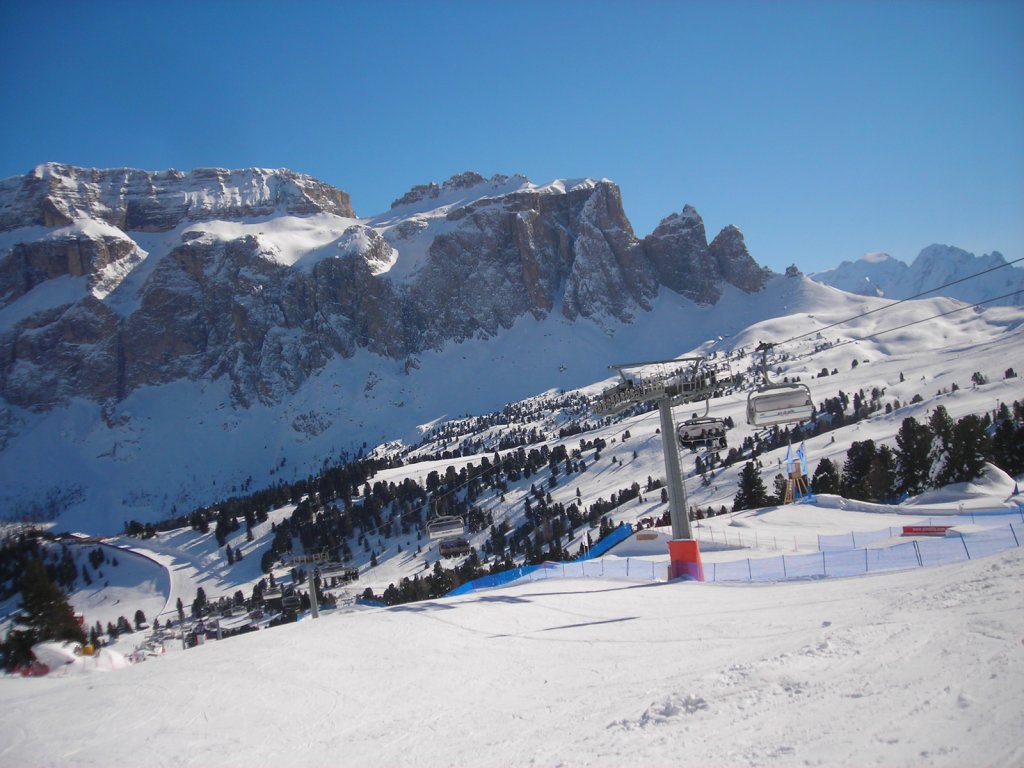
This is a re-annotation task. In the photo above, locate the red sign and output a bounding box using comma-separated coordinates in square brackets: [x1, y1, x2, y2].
[902, 525, 951, 536]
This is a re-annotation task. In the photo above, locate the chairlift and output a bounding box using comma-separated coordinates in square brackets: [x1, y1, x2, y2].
[745, 342, 814, 427]
[677, 418, 728, 449]
[677, 397, 727, 449]
[438, 537, 472, 558]
[426, 514, 465, 541]
[319, 562, 359, 584]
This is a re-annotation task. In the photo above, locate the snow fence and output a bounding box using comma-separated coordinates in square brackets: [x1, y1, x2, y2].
[707, 523, 1021, 582]
[449, 519, 1023, 595]
[447, 523, 634, 597]
[817, 508, 1024, 550]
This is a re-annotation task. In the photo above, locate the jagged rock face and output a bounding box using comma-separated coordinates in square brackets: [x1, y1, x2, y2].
[708, 225, 768, 293]
[642, 205, 722, 304]
[0, 228, 141, 304]
[414, 179, 656, 336]
[0, 165, 768, 412]
[0, 164, 355, 233]
[562, 182, 656, 321]
[3, 296, 123, 407]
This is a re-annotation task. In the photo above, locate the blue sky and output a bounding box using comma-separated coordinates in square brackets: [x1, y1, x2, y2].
[1, 0, 1021, 274]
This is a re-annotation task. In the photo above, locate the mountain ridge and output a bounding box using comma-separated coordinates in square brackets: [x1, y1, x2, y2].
[810, 244, 1023, 305]
[0, 164, 766, 413]
[1, 163, 1019, 531]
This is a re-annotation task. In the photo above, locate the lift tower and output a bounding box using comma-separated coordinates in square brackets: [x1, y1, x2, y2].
[592, 358, 730, 579]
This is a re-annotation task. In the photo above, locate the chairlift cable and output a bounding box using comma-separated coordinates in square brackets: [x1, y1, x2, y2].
[776, 255, 1024, 348]
[817, 288, 1024, 351]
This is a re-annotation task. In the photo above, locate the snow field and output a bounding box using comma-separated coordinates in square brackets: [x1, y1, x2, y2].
[2, 547, 1021, 767]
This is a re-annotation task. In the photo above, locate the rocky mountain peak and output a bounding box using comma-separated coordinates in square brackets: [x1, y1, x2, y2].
[0, 164, 355, 233]
[0, 165, 777, 419]
[642, 205, 718, 303]
[811, 245, 1021, 305]
[708, 224, 768, 293]
[389, 171, 529, 210]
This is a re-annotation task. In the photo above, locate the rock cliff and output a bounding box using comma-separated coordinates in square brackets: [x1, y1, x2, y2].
[0, 165, 769, 412]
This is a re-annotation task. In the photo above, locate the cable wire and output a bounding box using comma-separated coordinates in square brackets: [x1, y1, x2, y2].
[779, 255, 1024, 347]
[809, 288, 1024, 352]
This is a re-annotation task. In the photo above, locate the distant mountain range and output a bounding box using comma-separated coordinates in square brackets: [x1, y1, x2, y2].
[0, 163, 1019, 530]
[810, 245, 1024, 306]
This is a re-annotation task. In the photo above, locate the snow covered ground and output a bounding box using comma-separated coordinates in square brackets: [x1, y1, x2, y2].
[3, 462, 1023, 767]
[1, 539, 1021, 767]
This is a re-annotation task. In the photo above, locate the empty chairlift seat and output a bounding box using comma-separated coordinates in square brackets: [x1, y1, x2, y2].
[746, 383, 814, 427]
[426, 515, 465, 541]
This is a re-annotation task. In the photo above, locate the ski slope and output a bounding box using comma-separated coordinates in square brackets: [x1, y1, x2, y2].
[1, 543, 1021, 767]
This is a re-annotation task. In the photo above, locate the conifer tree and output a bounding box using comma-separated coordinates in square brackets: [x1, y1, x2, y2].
[732, 462, 769, 511]
[2, 559, 85, 670]
[945, 414, 989, 484]
[895, 416, 932, 496]
[865, 445, 897, 502]
[991, 417, 1024, 476]
[810, 458, 840, 494]
[841, 440, 877, 500]
[927, 406, 955, 487]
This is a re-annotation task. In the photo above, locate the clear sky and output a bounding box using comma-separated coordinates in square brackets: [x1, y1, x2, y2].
[1, 0, 1021, 274]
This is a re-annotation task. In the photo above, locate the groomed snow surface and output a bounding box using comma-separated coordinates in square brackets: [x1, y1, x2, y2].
[2, 504, 1022, 767]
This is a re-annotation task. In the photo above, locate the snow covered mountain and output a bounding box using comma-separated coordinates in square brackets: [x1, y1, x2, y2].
[0, 164, 774, 529]
[810, 245, 1024, 305]
[0, 165, 766, 412]
[0, 164, 1019, 533]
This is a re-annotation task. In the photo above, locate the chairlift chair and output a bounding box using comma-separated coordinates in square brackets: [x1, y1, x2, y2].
[438, 537, 472, 558]
[677, 418, 728, 450]
[745, 342, 813, 427]
[746, 383, 814, 426]
[676, 396, 727, 449]
[426, 514, 465, 541]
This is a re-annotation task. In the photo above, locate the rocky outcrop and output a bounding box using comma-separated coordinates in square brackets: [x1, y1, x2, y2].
[0, 164, 355, 233]
[708, 224, 768, 293]
[0, 165, 770, 412]
[642, 206, 768, 303]
[642, 205, 720, 304]
[0, 227, 141, 303]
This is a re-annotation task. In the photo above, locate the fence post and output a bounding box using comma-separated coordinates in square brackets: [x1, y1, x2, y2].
[852, 531, 857, 549]
[865, 547, 869, 573]
[913, 540, 923, 567]
[821, 550, 827, 577]
[747, 559, 752, 581]
[959, 532, 971, 560]
[626, 558, 630, 577]
[782, 554, 787, 578]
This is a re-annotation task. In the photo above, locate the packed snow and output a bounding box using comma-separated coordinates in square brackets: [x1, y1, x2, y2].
[1, 515, 1021, 767]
